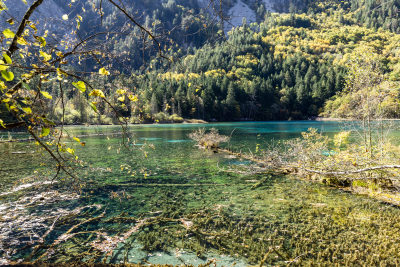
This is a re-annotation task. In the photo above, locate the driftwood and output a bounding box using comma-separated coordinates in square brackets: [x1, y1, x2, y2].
[215, 145, 400, 178]
[0, 137, 34, 143]
[303, 165, 400, 176]
[120, 183, 228, 187]
[33, 211, 106, 263]
[27, 210, 199, 264]
[201, 143, 400, 188]
[0, 188, 105, 264]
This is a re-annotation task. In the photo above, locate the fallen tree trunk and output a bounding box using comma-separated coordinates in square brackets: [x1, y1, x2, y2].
[217, 146, 400, 178]
[303, 165, 400, 175]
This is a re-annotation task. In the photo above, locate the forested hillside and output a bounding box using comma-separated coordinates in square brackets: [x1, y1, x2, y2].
[1, 0, 225, 71]
[122, 10, 400, 121]
[2, 0, 400, 124]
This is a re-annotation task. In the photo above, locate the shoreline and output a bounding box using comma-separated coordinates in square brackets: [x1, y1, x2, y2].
[315, 117, 400, 121]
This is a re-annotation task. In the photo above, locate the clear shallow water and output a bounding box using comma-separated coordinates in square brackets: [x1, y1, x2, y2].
[1, 121, 400, 265]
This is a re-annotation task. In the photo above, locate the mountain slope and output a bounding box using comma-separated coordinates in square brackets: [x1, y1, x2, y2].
[129, 11, 400, 121]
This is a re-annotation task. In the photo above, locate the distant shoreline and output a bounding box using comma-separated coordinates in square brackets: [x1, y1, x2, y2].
[315, 117, 352, 121]
[316, 117, 400, 121]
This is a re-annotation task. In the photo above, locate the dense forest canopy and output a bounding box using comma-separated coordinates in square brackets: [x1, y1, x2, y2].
[138, 10, 400, 121]
[1, 0, 400, 125]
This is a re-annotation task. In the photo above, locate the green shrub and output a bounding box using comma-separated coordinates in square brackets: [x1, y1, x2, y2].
[153, 112, 168, 123]
[99, 115, 113, 125]
[169, 114, 184, 123]
[64, 109, 81, 124]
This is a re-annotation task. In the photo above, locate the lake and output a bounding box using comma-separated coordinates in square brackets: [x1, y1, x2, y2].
[1, 121, 400, 265]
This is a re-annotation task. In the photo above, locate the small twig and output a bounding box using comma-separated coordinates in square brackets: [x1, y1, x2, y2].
[259, 247, 273, 267]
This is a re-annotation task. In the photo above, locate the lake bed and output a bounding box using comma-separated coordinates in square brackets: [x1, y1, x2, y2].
[1, 121, 400, 265]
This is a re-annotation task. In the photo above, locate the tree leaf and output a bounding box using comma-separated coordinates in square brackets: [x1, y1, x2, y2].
[128, 94, 139, 102]
[35, 36, 46, 47]
[30, 23, 37, 32]
[42, 117, 55, 125]
[41, 127, 50, 137]
[22, 107, 32, 114]
[1, 70, 14, 81]
[3, 53, 12, 65]
[99, 67, 110, 76]
[89, 102, 98, 112]
[39, 51, 52, 61]
[0, 80, 6, 90]
[17, 37, 27, 45]
[41, 91, 52, 99]
[89, 89, 105, 98]
[3, 29, 15, 39]
[72, 81, 86, 93]
[57, 68, 68, 77]
[0, 60, 8, 71]
[22, 82, 31, 90]
[0, 119, 5, 128]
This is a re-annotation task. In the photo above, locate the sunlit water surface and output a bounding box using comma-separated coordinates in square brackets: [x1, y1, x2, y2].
[1, 121, 400, 265]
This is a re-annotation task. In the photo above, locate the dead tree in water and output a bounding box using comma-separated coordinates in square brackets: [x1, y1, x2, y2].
[189, 128, 230, 152]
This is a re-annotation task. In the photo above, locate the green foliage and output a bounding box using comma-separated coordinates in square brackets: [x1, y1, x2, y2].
[291, 123, 400, 196]
[3, 0, 400, 128]
[153, 112, 168, 122]
[323, 50, 400, 119]
[291, 0, 400, 34]
[135, 11, 397, 120]
[68, 0, 221, 71]
[40, 127, 50, 137]
[1, 70, 14, 81]
[153, 112, 183, 123]
[129, 9, 400, 121]
[333, 131, 350, 149]
[169, 113, 184, 123]
[72, 81, 86, 93]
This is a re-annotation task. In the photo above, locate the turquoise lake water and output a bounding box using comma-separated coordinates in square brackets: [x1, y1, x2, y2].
[1, 121, 400, 265]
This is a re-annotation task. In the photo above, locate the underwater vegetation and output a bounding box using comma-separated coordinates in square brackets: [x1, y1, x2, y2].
[4, 174, 400, 266]
[3, 123, 400, 265]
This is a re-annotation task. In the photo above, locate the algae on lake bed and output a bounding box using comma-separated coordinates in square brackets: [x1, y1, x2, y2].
[2, 122, 400, 265]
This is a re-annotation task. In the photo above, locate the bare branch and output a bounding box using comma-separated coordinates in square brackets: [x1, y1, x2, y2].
[7, 0, 44, 56]
[107, 0, 168, 60]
